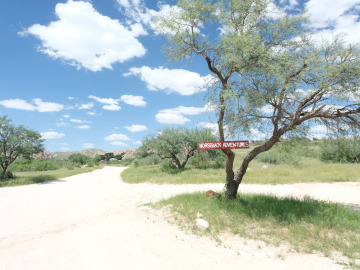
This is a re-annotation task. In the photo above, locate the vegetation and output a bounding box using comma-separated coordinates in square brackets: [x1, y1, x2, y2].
[0, 166, 102, 187]
[122, 138, 360, 184]
[142, 127, 218, 170]
[154, 193, 360, 267]
[68, 153, 91, 165]
[320, 136, 360, 163]
[155, 0, 360, 199]
[0, 115, 44, 179]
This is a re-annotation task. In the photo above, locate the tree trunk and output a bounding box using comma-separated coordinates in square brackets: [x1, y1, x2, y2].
[0, 167, 7, 180]
[224, 150, 238, 199]
[226, 134, 283, 199]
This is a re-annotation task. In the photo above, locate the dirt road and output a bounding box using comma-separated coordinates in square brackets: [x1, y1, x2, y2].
[0, 166, 358, 270]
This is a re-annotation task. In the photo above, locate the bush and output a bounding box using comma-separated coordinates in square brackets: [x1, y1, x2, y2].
[257, 140, 302, 166]
[320, 137, 360, 163]
[9, 160, 63, 172]
[189, 150, 226, 169]
[138, 154, 161, 166]
[160, 160, 182, 174]
[4, 171, 16, 180]
[68, 153, 90, 165]
[120, 158, 135, 166]
[132, 159, 139, 167]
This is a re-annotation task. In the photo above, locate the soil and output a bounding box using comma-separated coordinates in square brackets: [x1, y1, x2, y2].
[0, 166, 359, 270]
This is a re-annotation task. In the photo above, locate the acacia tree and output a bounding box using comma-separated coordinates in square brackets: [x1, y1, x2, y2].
[0, 116, 44, 179]
[142, 127, 216, 169]
[155, 0, 360, 199]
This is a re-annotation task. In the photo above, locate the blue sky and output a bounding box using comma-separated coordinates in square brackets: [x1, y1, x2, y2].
[1, 0, 360, 152]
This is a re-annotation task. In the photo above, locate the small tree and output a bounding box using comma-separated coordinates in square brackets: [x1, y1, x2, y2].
[142, 127, 216, 170]
[104, 152, 115, 161]
[68, 153, 90, 165]
[156, 0, 360, 199]
[0, 115, 44, 179]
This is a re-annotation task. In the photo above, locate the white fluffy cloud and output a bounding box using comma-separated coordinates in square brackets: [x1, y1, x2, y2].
[156, 105, 208, 124]
[33, 99, 64, 112]
[110, 141, 129, 147]
[124, 66, 210, 95]
[309, 125, 329, 139]
[88, 95, 118, 105]
[305, 0, 360, 43]
[104, 133, 131, 141]
[77, 103, 94, 110]
[89, 94, 146, 110]
[102, 104, 121, 111]
[124, 124, 148, 133]
[77, 125, 91, 129]
[70, 119, 91, 124]
[197, 122, 219, 134]
[20, 0, 146, 71]
[89, 95, 121, 111]
[0, 98, 63, 112]
[120, 95, 146, 107]
[0, 99, 36, 111]
[83, 143, 95, 149]
[41, 131, 66, 140]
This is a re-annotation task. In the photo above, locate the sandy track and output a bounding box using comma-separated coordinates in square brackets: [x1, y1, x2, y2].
[0, 166, 358, 270]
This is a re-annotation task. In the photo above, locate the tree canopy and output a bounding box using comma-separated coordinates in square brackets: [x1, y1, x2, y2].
[155, 0, 360, 199]
[142, 127, 217, 169]
[0, 115, 44, 179]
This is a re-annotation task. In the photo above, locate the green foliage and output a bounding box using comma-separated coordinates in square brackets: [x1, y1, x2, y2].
[142, 127, 217, 170]
[132, 159, 139, 167]
[155, 193, 360, 263]
[155, 0, 360, 194]
[188, 149, 226, 169]
[120, 158, 135, 166]
[115, 153, 125, 160]
[257, 137, 319, 166]
[92, 155, 102, 164]
[320, 136, 360, 163]
[0, 166, 101, 187]
[68, 153, 90, 165]
[0, 115, 44, 179]
[10, 159, 63, 172]
[4, 171, 15, 180]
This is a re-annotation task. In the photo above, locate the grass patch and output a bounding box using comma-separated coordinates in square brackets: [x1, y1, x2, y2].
[0, 166, 102, 187]
[122, 158, 360, 184]
[154, 193, 360, 266]
[121, 165, 225, 184]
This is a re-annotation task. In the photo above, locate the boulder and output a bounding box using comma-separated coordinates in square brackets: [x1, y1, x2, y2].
[195, 218, 209, 231]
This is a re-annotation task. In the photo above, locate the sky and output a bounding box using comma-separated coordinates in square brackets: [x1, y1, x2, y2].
[1, 0, 360, 152]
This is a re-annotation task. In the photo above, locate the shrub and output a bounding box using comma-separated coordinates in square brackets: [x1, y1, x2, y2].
[257, 140, 302, 166]
[4, 171, 15, 180]
[68, 153, 90, 165]
[121, 158, 135, 166]
[138, 154, 161, 166]
[189, 150, 226, 169]
[320, 136, 360, 163]
[9, 160, 63, 172]
[132, 159, 140, 167]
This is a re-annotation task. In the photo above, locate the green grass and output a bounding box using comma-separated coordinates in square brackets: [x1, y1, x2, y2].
[121, 158, 360, 184]
[121, 165, 225, 184]
[0, 166, 103, 187]
[154, 193, 360, 266]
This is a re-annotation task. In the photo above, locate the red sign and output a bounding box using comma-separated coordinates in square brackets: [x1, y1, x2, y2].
[199, 141, 249, 150]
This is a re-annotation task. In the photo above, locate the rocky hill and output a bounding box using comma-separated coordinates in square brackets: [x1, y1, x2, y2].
[113, 149, 136, 159]
[50, 149, 107, 160]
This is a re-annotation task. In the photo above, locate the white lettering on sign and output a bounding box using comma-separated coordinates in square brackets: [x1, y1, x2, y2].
[199, 141, 249, 150]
